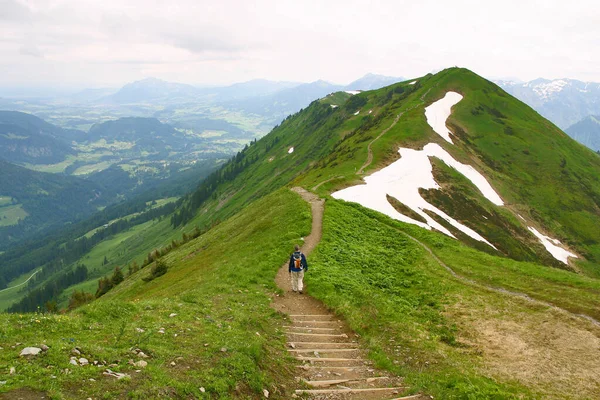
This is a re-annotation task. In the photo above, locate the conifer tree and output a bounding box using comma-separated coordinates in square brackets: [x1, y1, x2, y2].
[111, 266, 124, 286]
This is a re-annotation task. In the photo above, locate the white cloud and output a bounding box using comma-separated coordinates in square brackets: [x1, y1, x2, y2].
[0, 0, 598, 87]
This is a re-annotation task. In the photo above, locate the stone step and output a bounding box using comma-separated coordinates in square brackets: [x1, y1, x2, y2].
[287, 320, 342, 326]
[304, 376, 390, 387]
[297, 365, 380, 381]
[290, 349, 362, 359]
[294, 386, 406, 397]
[297, 357, 363, 362]
[288, 342, 359, 349]
[291, 315, 337, 321]
[297, 357, 368, 368]
[289, 348, 360, 353]
[287, 332, 349, 342]
[285, 326, 341, 332]
[289, 314, 333, 317]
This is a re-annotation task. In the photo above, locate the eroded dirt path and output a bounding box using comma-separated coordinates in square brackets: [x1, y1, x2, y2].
[357, 88, 433, 176]
[271, 187, 425, 400]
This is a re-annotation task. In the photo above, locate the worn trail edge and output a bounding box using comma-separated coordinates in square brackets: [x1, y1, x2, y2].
[271, 187, 426, 400]
[357, 87, 433, 176]
[391, 225, 600, 328]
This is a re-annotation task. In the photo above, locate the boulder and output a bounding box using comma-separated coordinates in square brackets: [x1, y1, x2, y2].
[19, 347, 42, 357]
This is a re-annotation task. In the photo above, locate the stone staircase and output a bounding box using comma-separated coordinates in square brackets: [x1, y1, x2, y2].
[285, 313, 424, 400]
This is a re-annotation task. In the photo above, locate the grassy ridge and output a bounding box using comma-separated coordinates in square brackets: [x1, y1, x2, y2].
[307, 199, 529, 398]
[434, 69, 600, 268]
[0, 189, 310, 399]
[308, 198, 600, 398]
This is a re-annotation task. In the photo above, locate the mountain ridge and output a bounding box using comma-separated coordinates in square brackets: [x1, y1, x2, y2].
[566, 115, 600, 151]
[497, 77, 600, 129]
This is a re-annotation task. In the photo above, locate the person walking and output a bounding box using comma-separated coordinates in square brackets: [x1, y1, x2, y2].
[289, 244, 308, 294]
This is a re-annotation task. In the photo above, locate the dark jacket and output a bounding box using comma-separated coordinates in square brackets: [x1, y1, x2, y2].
[289, 251, 308, 272]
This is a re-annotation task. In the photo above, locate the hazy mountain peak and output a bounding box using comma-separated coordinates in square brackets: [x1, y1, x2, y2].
[345, 73, 404, 91]
[497, 77, 600, 129]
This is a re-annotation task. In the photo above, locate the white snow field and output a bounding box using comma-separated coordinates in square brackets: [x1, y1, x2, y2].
[333, 89, 578, 263]
[330, 104, 338, 109]
[528, 227, 577, 264]
[345, 90, 361, 95]
[333, 143, 498, 249]
[288, 147, 294, 154]
[353, 110, 360, 115]
[409, 81, 417, 85]
[424, 91, 463, 144]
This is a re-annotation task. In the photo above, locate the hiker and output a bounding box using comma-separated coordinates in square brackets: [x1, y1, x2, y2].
[289, 244, 308, 294]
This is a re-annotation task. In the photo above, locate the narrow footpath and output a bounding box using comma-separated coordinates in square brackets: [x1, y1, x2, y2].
[271, 187, 426, 400]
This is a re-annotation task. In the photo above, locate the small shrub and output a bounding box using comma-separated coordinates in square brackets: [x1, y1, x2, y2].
[143, 259, 168, 282]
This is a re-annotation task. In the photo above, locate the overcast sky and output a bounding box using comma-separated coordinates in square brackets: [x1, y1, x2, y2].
[0, 0, 598, 89]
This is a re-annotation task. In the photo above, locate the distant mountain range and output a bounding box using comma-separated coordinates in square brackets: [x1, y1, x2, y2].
[0, 111, 82, 164]
[565, 115, 600, 151]
[496, 78, 600, 129]
[345, 73, 404, 91]
[96, 73, 404, 107]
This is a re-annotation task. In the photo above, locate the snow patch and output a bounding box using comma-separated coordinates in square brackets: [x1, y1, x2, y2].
[353, 110, 360, 115]
[332, 143, 499, 249]
[409, 81, 417, 85]
[532, 80, 569, 100]
[425, 144, 503, 205]
[368, 110, 373, 114]
[345, 90, 361, 95]
[330, 104, 338, 109]
[527, 227, 577, 264]
[288, 147, 294, 154]
[424, 92, 463, 143]
[517, 214, 525, 221]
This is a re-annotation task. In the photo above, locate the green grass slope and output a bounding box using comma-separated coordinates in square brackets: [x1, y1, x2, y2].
[294, 68, 600, 273]
[307, 198, 600, 399]
[0, 189, 310, 399]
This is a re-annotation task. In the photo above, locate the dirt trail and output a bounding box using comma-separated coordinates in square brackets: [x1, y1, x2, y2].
[357, 88, 433, 176]
[271, 188, 426, 400]
[392, 226, 600, 328]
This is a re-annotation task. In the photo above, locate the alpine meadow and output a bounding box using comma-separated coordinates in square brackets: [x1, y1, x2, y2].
[2, 66, 600, 400]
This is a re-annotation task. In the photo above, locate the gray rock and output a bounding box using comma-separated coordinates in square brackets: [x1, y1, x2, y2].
[134, 360, 147, 368]
[69, 359, 78, 366]
[9, 367, 15, 375]
[79, 358, 89, 366]
[103, 369, 130, 380]
[71, 348, 81, 356]
[40, 344, 49, 352]
[19, 347, 42, 357]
